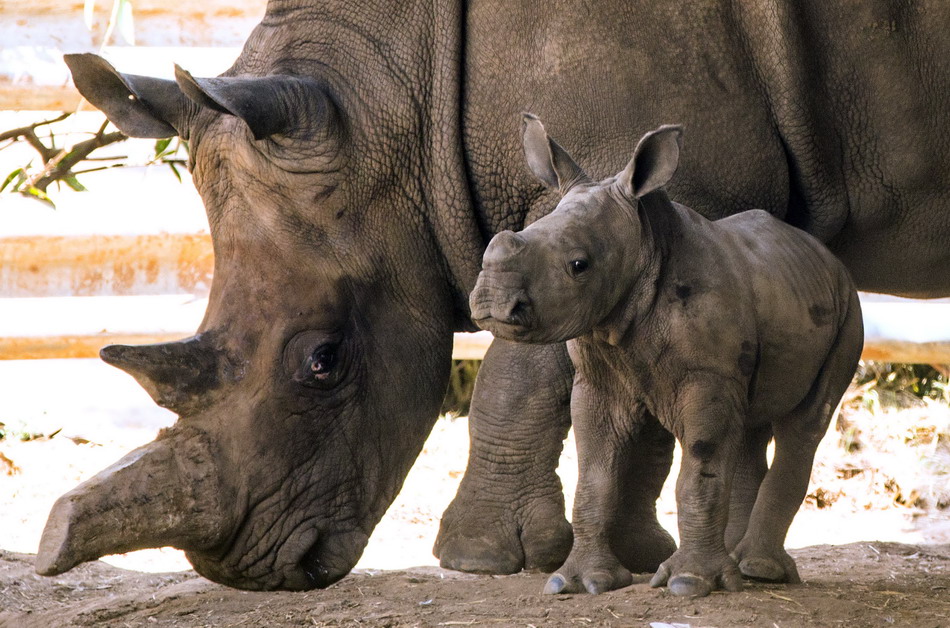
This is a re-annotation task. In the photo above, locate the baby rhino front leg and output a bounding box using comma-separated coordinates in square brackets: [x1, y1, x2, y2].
[651, 380, 745, 596]
[544, 381, 640, 595]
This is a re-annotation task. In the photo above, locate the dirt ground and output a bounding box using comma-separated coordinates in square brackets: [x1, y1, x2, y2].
[1, 541, 948, 628]
[1, 360, 950, 627]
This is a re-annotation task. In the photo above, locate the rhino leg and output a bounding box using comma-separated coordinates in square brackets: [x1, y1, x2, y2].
[732, 307, 862, 582]
[544, 380, 636, 594]
[434, 340, 573, 573]
[608, 414, 677, 573]
[724, 424, 772, 551]
[650, 380, 745, 597]
[730, 415, 826, 583]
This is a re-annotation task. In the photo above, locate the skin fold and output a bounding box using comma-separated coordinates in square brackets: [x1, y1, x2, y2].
[471, 117, 864, 596]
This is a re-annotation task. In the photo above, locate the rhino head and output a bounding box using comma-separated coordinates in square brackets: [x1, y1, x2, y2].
[471, 115, 683, 344]
[36, 43, 469, 590]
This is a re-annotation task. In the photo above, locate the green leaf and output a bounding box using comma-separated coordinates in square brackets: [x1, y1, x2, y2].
[154, 137, 172, 155]
[23, 186, 56, 208]
[116, 0, 135, 45]
[168, 161, 182, 183]
[64, 175, 87, 192]
[0, 168, 23, 193]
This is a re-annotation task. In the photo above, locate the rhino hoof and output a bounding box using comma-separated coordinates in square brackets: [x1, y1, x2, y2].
[739, 556, 801, 584]
[668, 573, 714, 597]
[543, 573, 570, 594]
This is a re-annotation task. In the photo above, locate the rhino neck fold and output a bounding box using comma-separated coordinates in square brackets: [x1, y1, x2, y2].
[597, 192, 678, 346]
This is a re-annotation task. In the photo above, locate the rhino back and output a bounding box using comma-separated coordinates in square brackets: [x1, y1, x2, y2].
[462, 1, 787, 235]
[713, 210, 858, 418]
[463, 0, 950, 297]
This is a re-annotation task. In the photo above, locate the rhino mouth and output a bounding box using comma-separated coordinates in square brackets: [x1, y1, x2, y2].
[294, 527, 370, 590]
[187, 525, 365, 591]
[473, 315, 542, 342]
[299, 539, 336, 589]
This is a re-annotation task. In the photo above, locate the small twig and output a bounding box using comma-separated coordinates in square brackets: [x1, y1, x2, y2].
[0, 113, 71, 143]
[765, 590, 798, 603]
[70, 164, 127, 176]
[29, 128, 127, 192]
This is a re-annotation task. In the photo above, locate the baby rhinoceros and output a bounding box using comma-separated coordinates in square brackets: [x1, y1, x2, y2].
[470, 115, 864, 597]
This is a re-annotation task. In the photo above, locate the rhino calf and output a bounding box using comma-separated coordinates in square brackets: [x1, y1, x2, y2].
[470, 115, 863, 597]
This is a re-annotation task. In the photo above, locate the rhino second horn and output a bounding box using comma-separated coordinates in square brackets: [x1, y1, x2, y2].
[35, 428, 234, 576]
[100, 337, 221, 412]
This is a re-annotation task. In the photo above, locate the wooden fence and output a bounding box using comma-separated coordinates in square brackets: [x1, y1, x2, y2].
[1, 1, 948, 364]
[0, 0, 263, 110]
[1, 229, 948, 363]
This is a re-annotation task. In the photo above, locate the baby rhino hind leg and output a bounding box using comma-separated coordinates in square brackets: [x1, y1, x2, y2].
[731, 298, 863, 583]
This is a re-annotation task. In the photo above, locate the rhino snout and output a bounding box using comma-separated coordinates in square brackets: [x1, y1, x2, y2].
[470, 274, 533, 334]
[488, 290, 531, 326]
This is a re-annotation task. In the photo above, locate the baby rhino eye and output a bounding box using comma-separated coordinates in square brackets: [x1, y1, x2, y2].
[570, 259, 589, 275]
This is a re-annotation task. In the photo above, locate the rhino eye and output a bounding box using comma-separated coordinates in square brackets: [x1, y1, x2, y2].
[295, 343, 338, 384]
[570, 259, 589, 276]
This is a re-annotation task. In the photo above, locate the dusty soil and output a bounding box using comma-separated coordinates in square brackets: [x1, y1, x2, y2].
[2, 360, 950, 627]
[2, 543, 949, 627]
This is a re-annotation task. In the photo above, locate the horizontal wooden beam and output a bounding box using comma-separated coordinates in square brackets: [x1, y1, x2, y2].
[1, 293, 948, 364]
[1, 0, 262, 110]
[2, 230, 949, 364]
[0, 294, 497, 361]
[1, 233, 213, 297]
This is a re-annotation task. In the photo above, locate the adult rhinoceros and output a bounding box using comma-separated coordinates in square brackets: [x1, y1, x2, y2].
[37, 0, 950, 590]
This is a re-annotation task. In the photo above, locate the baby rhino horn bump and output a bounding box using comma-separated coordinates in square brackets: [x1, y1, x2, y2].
[35, 428, 233, 576]
[100, 336, 222, 412]
[484, 230, 526, 265]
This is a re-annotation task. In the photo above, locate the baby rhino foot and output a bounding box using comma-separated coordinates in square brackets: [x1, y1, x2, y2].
[543, 552, 632, 595]
[732, 541, 801, 583]
[650, 549, 743, 597]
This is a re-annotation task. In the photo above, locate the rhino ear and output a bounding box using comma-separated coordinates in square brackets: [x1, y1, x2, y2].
[64, 53, 195, 139]
[521, 113, 589, 194]
[618, 125, 683, 199]
[174, 66, 339, 141]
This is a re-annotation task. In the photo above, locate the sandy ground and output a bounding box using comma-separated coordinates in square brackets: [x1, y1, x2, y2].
[1, 359, 949, 626]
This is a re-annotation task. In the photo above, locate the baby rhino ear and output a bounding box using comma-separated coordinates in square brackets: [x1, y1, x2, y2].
[521, 113, 588, 194]
[618, 125, 683, 199]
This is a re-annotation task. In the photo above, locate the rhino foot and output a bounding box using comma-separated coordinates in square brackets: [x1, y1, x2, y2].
[434, 488, 572, 574]
[610, 519, 677, 574]
[732, 541, 801, 583]
[650, 549, 743, 596]
[435, 339, 575, 574]
[543, 551, 632, 595]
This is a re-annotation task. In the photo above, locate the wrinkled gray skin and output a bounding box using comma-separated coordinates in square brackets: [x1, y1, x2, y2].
[472, 118, 864, 597]
[38, 1, 950, 591]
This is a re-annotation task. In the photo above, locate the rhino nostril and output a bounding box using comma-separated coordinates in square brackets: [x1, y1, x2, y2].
[503, 295, 531, 324]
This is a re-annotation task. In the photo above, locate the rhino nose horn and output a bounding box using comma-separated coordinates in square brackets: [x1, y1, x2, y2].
[484, 230, 526, 265]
